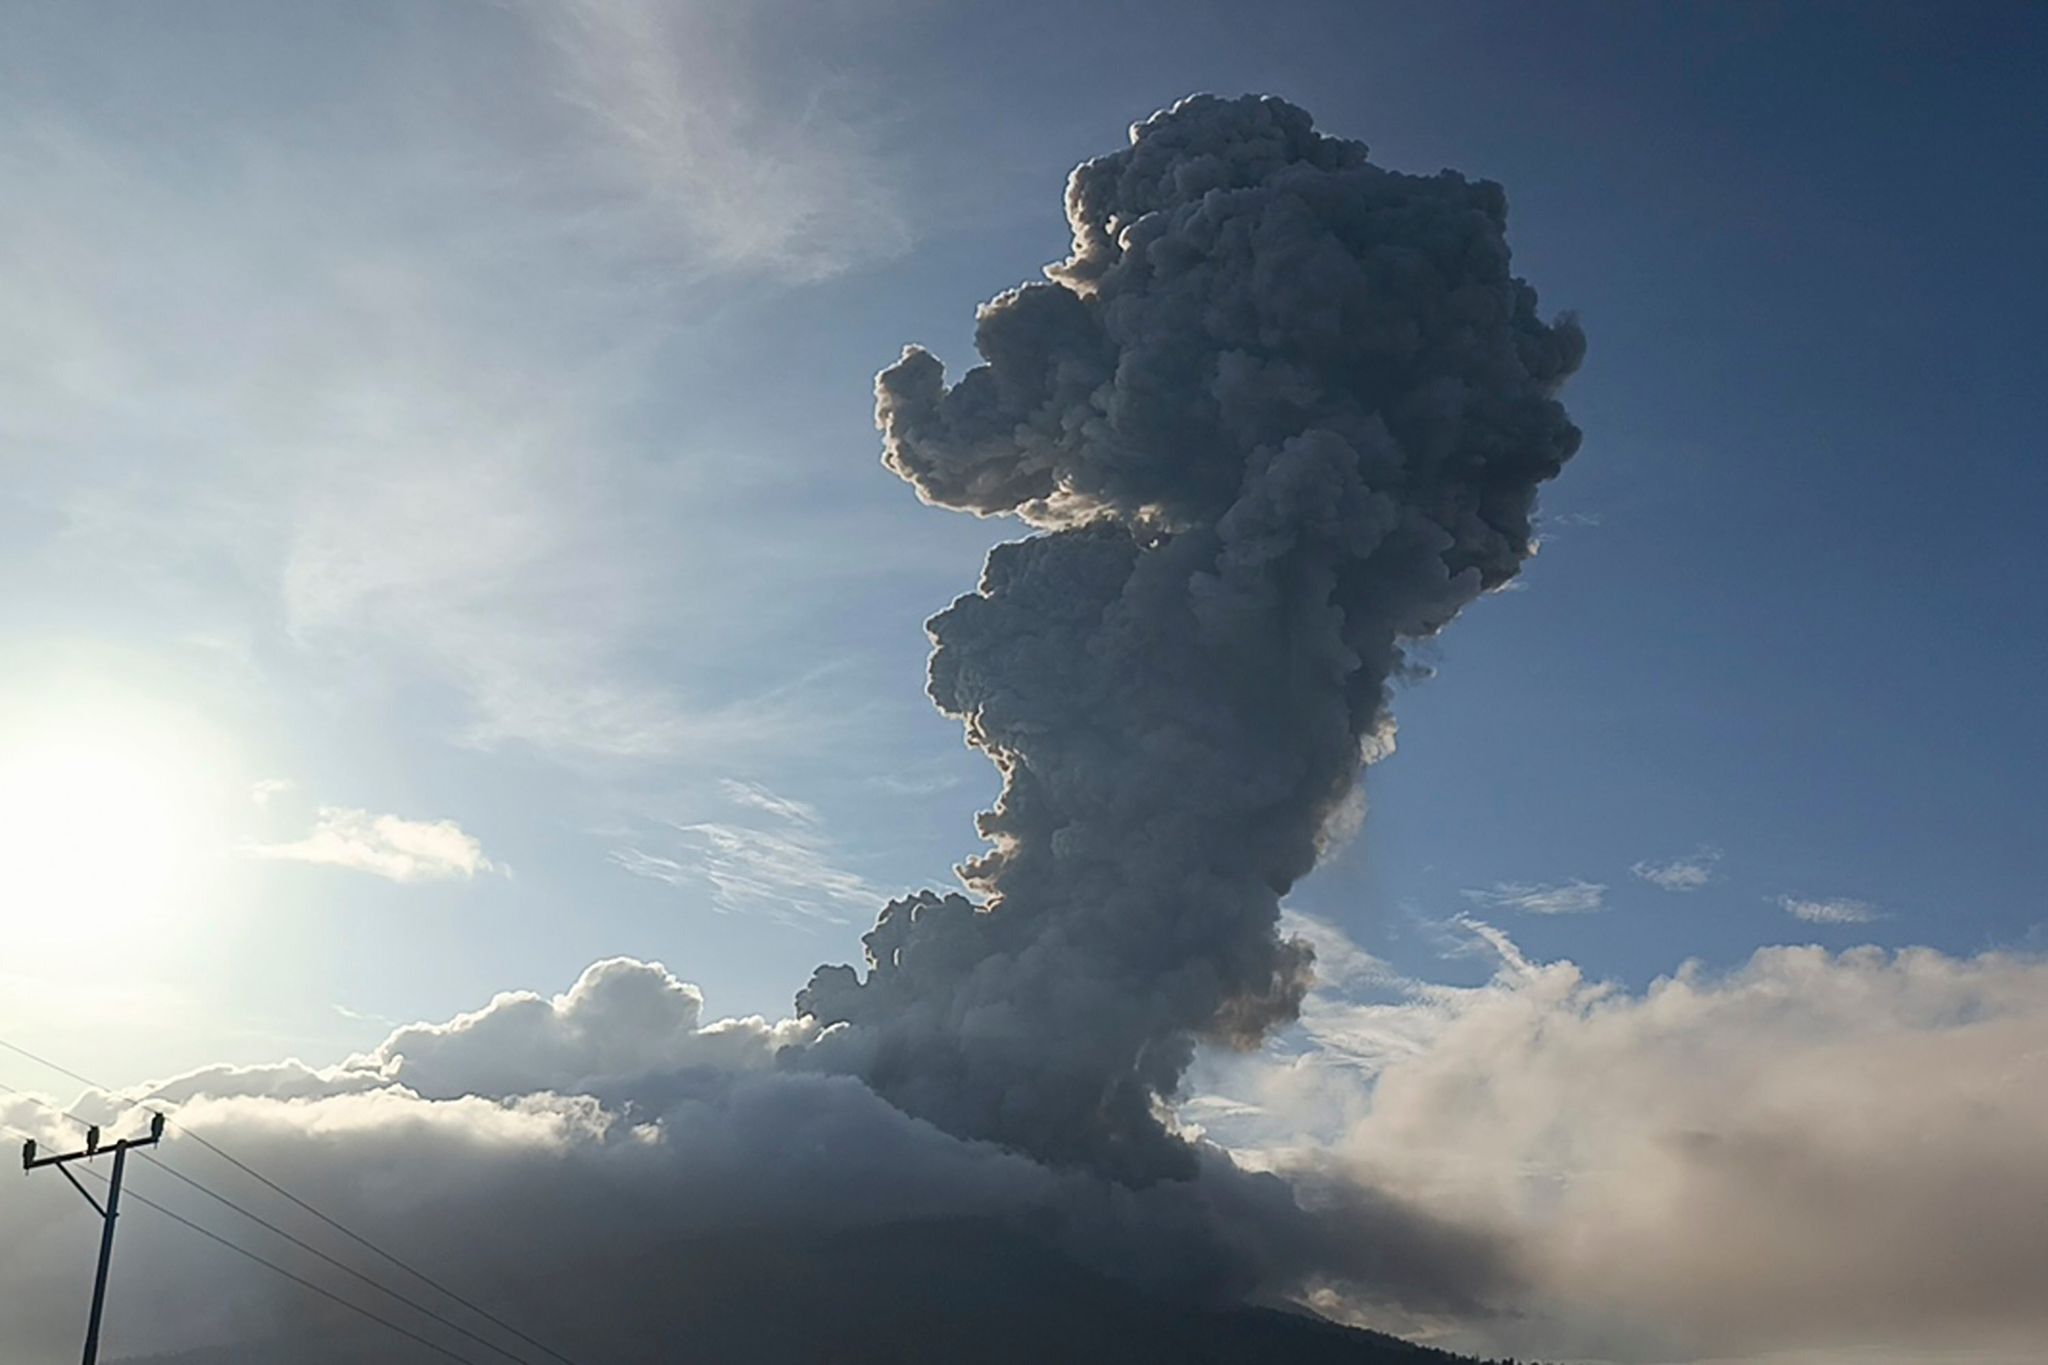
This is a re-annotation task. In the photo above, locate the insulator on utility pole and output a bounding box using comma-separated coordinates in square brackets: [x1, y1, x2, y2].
[23, 1112, 166, 1365]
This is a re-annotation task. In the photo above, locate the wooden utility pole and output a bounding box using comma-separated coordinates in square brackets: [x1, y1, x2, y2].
[23, 1112, 165, 1365]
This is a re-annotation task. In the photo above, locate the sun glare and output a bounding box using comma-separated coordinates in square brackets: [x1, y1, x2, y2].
[0, 714, 218, 938]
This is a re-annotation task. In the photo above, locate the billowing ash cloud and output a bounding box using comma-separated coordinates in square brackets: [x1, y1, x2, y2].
[801, 94, 1583, 1181]
[0, 959, 1505, 1363]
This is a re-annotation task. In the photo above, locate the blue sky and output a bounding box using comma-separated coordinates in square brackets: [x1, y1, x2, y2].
[2, 0, 2042, 1089]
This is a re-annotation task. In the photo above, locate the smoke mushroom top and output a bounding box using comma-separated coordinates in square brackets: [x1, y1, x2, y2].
[800, 94, 1585, 1183]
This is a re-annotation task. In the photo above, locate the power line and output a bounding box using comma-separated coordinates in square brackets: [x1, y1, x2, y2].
[0, 1036, 102, 1094]
[0, 1074, 95, 1130]
[0, 1033, 584, 1365]
[73, 1164, 494, 1365]
[24, 1110, 166, 1365]
[162, 1125, 582, 1365]
[1, 1081, 168, 1150]
[138, 1152, 551, 1365]
[11, 1086, 510, 1365]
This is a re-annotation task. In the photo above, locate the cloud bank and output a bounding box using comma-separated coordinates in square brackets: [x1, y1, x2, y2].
[1193, 918, 2048, 1363]
[7, 931, 2046, 1363]
[0, 957, 1498, 1363]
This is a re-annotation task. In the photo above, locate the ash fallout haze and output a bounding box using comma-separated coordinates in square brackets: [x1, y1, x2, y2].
[1, 6, 2045, 1365]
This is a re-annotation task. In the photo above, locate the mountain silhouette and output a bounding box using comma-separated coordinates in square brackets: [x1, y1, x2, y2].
[116, 1216, 1516, 1364]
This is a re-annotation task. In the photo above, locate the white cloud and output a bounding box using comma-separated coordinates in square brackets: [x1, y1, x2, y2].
[718, 778, 819, 826]
[612, 781, 886, 927]
[248, 777, 295, 808]
[1445, 914, 1537, 978]
[0, 12, 897, 771]
[347, 956, 814, 1100]
[1632, 846, 1722, 891]
[1462, 878, 1607, 915]
[1193, 915, 2048, 1363]
[0, 958, 1248, 1363]
[10, 921, 2045, 1365]
[524, 0, 912, 282]
[865, 767, 965, 797]
[0, 960, 1048, 1362]
[1779, 894, 1882, 924]
[242, 807, 496, 883]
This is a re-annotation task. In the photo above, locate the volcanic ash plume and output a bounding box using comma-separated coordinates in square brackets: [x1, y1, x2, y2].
[801, 94, 1584, 1182]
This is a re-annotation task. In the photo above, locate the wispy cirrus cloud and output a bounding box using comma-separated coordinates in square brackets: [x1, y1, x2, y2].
[1273, 911, 1496, 1075]
[0, 6, 905, 773]
[243, 808, 497, 884]
[718, 778, 818, 826]
[866, 770, 965, 797]
[612, 780, 886, 929]
[1778, 894, 1883, 925]
[1462, 878, 1607, 915]
[1633, 846, 1722, 891]
[525, 0, 913, 282]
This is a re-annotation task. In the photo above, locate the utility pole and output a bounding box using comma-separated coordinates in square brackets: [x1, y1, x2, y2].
[23, 1111, 165, 1365]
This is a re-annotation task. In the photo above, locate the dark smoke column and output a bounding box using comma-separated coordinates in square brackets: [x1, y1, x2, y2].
[802, 95, 1583, 1183]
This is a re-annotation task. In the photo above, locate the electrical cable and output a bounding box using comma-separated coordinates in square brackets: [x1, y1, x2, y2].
[0, 1033, 584, 1365]
[0, 1074, 96, 1130]
[12, 1084, 520, 1363]
[137, 1151, 551, 1365]
[70, 1164, 495, 1365]
[160, 1123, 582, 1365]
